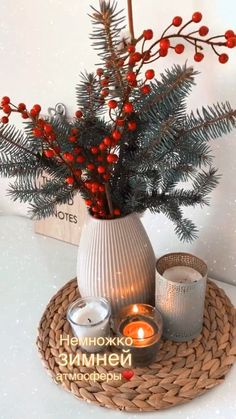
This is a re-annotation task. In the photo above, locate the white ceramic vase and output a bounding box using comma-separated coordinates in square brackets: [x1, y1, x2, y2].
[77, 213, 155, 314]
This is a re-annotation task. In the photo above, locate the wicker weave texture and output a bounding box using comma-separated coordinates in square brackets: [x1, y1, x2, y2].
[37, 279, 236, 412]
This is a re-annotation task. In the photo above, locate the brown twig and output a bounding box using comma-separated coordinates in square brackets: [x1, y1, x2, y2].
[127, 0, 135, 41]
[105, 182, 114, 216]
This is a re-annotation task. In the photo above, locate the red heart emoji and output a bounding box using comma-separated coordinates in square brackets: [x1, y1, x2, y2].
[122, 369, 134, 380]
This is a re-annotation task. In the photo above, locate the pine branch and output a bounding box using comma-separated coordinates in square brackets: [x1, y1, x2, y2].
[28, 189, 77, 219]
[76, 72, 106, 117]
[135, 64, 197, 115]
[0, 124, 39, 160]
[183, 102, 236, 141]
[90, 1, 126, 93]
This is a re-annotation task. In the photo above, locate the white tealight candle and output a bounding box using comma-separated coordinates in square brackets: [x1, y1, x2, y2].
[163, 266, 202, 283]
[67, 297, 111, 352]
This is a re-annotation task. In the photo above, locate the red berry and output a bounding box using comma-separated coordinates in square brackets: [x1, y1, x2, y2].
[18, 103, 26, 111]
[1, 96, 10, 105]
[143, 29, 153, 40]
[129, 80, 137, 87]
[32, 127, 43, 138]
[143, 50, 151, 61]
[30, 108, 38, 118]
[172, 16, 182, 27]
[225, 30, 235, 39]
[1, 116, 9, 124]
[117, 59, 125, 67]
[90, 146, 99, 155]
[97, 165, 106, 174]
[107, 153, 118, 163]
[3, 104, 11, 114]
[74, 146, 82, 154]
[99, 142, 107, 151]
[145, 69, 155, 80]
[108, 99, 118, 109]
[48, 132, 56, 142]
[68, 135, 77, 143]
[92, 206, 99, 213]
[37, 118, 45, 128]
[199, 26, 209, 36]
[85, 199, 92, 206]
[53, 146, 61, 154]
[103, 173, 111, 181]
[101, 78, 109, 86]
[63, 152, 74, 162]
[96, 68, 103, 76]
[76, 155, 86, 163]
[129, 52, 142, 65]
[33, 104, 41, 113]
[219, 53, 229, 64]
[141, 85, 151, 94]
[101, 88, 109, 97]
[127, 44, 135, 54]
[160, 38, 170, 50]
[44, 149, 55, 158]
[65, 176, 74, 185]
[159, 48, 168, 57]
[97, 155, 104, 162]
[99, 185, 105, 192]
[74, 169, 82, 177]
[112, 130, 121, 141]
[71, 128, 79, 135]
[123, 102, 134, 113]
[103, 136, 112, 146]
[21, 112, 29, 119]
[192, 12, 202, 23]
[133, 52, 142, 61]
[97, 199, 104, 207]
[126, 71, 136, 83]
[175, 44, 185, 54]
[113, 208, 121, 216]
[227, 37, 236, 48]
[85, 181, 92, 189]
[128, 121, 137, 131]
[87, 163, 95, 171]
[194, 52, 204, 62]
[44, 124, 53, 134]
[116, 118, 125, 126]
[75, 110, 83, 118]
[91, 182, 100, 192]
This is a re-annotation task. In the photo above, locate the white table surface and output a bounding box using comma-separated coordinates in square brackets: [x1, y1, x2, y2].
[0, 215, 235, 419]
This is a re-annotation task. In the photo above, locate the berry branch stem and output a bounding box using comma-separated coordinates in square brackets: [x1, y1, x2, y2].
[127, 0, 135, 41]
[105, 182, 114, 216]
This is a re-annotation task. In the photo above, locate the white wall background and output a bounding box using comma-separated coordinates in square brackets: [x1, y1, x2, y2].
[0, 0, 236, 284]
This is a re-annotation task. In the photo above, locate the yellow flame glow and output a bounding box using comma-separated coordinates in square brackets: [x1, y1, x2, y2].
[133, 304, 138, 313]
[137, 328, 144, 339]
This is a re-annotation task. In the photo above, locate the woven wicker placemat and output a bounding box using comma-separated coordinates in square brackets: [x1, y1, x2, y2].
[37, 279, 236, 412]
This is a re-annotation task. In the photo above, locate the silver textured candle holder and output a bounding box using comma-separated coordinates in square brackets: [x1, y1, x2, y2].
[155, 253, 208, 342]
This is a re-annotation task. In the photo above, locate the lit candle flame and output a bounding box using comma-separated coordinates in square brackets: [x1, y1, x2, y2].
[133, 304, 138, 313]
[137, 328, 144, 339]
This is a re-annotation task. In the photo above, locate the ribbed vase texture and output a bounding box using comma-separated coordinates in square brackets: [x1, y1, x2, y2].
[77, 213, 155, 313]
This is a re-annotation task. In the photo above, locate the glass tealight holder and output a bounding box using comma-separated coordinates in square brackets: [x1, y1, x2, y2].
[114, 303, 163, 367]
[67, 296, 111, 353]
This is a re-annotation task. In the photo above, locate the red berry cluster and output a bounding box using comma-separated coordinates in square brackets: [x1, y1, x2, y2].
[119, 12, 236, 66]
[1, 10, 235, 221]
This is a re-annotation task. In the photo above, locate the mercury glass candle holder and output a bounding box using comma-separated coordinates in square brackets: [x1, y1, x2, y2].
[155, 253, 208, 342]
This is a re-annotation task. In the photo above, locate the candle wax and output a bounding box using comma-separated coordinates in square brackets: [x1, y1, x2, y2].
[71, 302, 107, 325]
[163, 266, 202, 283]
[123, 320, 154, 339]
